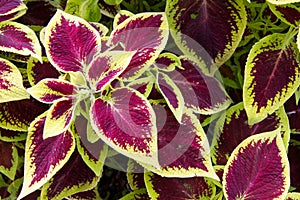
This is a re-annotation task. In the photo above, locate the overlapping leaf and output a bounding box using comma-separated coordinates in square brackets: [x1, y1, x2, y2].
[40, 149, 99, 200]
[167, 57, 231, 115]
[127, 159, 146, 190]
[0, 0, 27, 22]
[27, 79, 77, 104]
[268, 3, 300, 27]
[0, 141, 18, 180]
[86, 51, 135, 92]
[0, 98, 48, 131]
[119, 189, 149, 200]
[69, 188, 101, 200]
[166, 0, 247, 72]
[0, 127, 26, 142]
[113, 10, 133, 29]
[156, 72, 184, 123]
[288, 138, 300, 192]
[223, 129, 290, 200]
[27, 57, 60, 86]
[0, 58, 29, 103]
[18, 113, 75, 200]
[286, 192, 300, 200]
[141, 107, 218, 179]
[154, 52, 181, 72]
[44, 10, 101, 73]
[65, 0, 101, 22]
[244, 33, 300, 125]
[0, 22, 41, 61]
[110, 12, 169, 80]
[145, 172, 216, 200]
[74, 115, 107, 176]
[211, 102, 290, 165]
[90, 87, 158, 167]
[285, 96, 300, 133]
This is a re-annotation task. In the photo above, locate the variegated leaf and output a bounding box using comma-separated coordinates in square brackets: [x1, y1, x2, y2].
[0, 141, 18, 180]
[0, 22, 41, 61]
[119, 189, 149, 200]
[267, 0, 300, 5]
[40, 149, 100, 200]
[44, 10, 101, 73]
[154, 52, 181, 72]
[286, 192, 300, 200]
[89, 22, 109, 36]
[27, 57, 60, 86]
[243, 33, 300, 125]
[0, 127, 26, 142]
[156, 72, 184, 123]
[113, 10, 133, 29]
[74, 115, 107, 176]
[0, 98, 48, 131]
[145, 172, 216, 200]
[141, 107, 218, 179]
[268, 3, 300, 27]
[284, 96, 300, 133]
[127, 159, 146, 190]
[211, 103, 290, 165]
[288, 138, 300, 192]
[87, 51, 135, 92]
[223, 129, 290, 200]
[127, 76, 155, 98]
[18, 113, 75, 200]
[166, 0, 247, 72]
[98, 0, 120, 18]
[68, 188, 101, 200]
[90, 87, 158, 168]
[0, 0, 26, 16]
[0, 9, 26, 23]
[0, 58, 29, 103]
[43, 97, 77, 138]
[27, 78, 77, 104]
[110, 12, 168, 81]
[167, 57, 231, 115]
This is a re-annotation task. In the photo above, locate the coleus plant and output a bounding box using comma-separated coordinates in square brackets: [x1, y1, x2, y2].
[0, 0, 300, 199]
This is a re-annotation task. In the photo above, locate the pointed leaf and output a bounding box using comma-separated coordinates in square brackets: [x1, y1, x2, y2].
[211, 103, 290, 165]
[27, 57, 60, 86]
[74, 115, 108, 176]
[243, 33, 300, 125]
[166, 0, 247, 72]
[145, 172, 216, 200]
[44, 97, 77, 138]
[90, 87, 158, 167]
[141, 108, 218, 179]
[155, 52, 181, 72]
[127, 76, 155, 98]
[110, 12, 169, 80]
[98, 0, 120, 18]
[44, 10, 101, 72]
[40, 149, 100, 200]
[113, 10, 133, 29]
[0, 22, 41, 61]
[0, 9, 26, 23]
[0, 98, 48, 131]
[223, 129, 290, 200]
[27, 79, 77, 104]
[18, 113, 75, 200]
[87, 51, 135, 92]
[268, 3, 300, 27]
[167, 57, 231, 114]
[156, 72, 184, 123]
[0, 141, 18, 180]
[89, 22, 109, 36]
[0, 58, 29, 103]
[267, 0, 300, 5]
